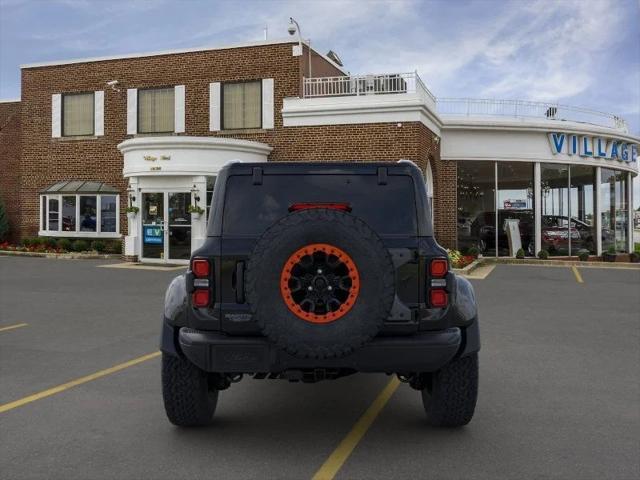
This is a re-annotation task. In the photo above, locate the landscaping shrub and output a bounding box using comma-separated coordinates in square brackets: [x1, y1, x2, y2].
[42, 237, 57, 249]
[72, 239, 89, 252]
[467, 246, 480, 258]
[0, 197, 9, 242]
[515, 248, 525, 259]
[537, 249, 549, 260]
[22, 237, 32, 247]
[105, 239, 122, 254]
[30, 237, 43, 246]
[91, 240, 106, 253]
[58, 238, 72, 251]
[577, 249, 589, 262]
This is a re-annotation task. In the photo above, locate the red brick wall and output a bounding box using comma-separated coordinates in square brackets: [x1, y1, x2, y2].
[0, 101, 21, 242]
[17, 41, 450, 246]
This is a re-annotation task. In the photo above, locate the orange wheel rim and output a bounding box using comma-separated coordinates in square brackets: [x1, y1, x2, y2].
[280, 243, 360, 324]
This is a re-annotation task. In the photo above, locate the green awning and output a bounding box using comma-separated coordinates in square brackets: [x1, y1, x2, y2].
[40, 180, 120, 194]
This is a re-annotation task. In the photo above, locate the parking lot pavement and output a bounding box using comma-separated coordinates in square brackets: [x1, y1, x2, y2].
[1, 258, 639, 479]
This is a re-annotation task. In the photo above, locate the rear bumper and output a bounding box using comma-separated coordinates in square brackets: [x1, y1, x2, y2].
[174, 326, 465, 374]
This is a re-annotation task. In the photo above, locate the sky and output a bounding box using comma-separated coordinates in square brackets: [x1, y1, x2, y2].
[0, 0, 639, 205]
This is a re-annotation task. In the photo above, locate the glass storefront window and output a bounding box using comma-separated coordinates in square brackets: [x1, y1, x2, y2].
[79, 196, 97, 232]
[497, 162, 534, 256]
[62, 196, 76, 232]
[601, 169, 629, 253]
[569, 165, 596, 254]
[48, 197, 59, 231]
[100, 195, 117, 233]
[206, 176, 216, 223]
[541, 164, 569, 256]
[457, 161, 495, 255]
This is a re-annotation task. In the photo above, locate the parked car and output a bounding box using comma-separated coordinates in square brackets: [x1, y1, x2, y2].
[160, 162, 480, 428]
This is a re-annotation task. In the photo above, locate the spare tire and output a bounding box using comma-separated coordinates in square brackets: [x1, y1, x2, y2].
[245, 208, 395, 359]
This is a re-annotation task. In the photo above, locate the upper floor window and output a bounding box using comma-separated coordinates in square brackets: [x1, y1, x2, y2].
[62, 92, 95, 136]
[222, 81, 261, 129]
[138, 87, 175, 133]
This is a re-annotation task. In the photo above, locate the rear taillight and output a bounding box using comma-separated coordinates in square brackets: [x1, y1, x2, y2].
[289, 202, 351, 212]
[428, 258, 449, 308]
[191, 258, 212, 308]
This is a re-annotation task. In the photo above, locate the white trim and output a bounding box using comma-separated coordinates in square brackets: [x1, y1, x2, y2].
[94, 90, 104, 136]
[38, 231, 122, 239]
[534, 162, 541, 255]
[127, 89, 137, 135]
[174, 85, 185, 133]
[20, 39, 303, 69]
[628, 171, 633, 253]
[209, 82, 221, 132]
[39, 193, 120, 236]
[51, 94, 61, 138]
[262, 78, 274, 129]
[0, 98, 20, 103]
[595, 167, 602, 256]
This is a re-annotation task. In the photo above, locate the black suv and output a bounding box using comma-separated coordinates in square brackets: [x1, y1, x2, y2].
[161, 162, 480, 427]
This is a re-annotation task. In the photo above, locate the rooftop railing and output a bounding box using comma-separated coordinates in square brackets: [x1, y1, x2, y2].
[436, 98, 628, 132]
[302, 73, 628, 132]
[303, 72, 437, 104]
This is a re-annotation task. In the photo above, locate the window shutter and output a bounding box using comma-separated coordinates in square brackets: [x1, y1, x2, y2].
[209, 82, 221, 131]
[262, 78, 274, 129]
[51, 94, 62, 137]
[94, 91, 104, 136]
[174, 85, 185, 133]
[127, 88, 137, 135]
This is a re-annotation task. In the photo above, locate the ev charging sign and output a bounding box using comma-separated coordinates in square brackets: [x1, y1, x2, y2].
[548, 132, 638, 164]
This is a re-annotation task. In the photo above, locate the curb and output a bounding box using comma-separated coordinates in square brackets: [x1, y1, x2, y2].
[451, 258, 485, 274]
[0, 250, 121, 260]
[483, 257, 640, 269]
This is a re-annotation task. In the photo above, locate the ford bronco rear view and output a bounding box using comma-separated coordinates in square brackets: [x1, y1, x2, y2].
[160, 161, 480, 427]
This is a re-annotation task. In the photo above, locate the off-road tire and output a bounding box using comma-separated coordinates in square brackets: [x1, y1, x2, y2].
[421, 353, 478, 427]
[161, 353, 219, 427]
[245, 208, 395, 359]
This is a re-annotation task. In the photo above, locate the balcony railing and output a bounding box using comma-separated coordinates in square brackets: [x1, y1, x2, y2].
[436, 98, 628, 132]
[303, 72, 436, 103]
[301, 73, 628, 132]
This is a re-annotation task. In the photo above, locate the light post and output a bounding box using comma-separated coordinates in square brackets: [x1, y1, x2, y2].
[288, 17, 311, 79]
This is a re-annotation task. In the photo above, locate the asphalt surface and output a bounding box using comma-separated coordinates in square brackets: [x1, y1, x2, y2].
[1, 257, 639, 480]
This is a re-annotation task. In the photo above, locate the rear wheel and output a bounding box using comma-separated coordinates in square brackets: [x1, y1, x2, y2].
[421, 353, 478, 427]
[161, 353, 219, 427]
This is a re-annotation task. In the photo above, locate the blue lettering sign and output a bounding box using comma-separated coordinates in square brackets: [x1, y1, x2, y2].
[580, 136, 593, 157]
[143, 226, 163, 245]
[632, 144, 638, 162]
[595, 138, 607, 157]
[549, 133, 565, 154]
[610, 141, 619, 159]
[569, 135, 578, 155]
[621, 143, 628, 162]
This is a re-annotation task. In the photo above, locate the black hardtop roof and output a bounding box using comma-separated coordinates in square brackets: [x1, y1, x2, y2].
[222, 161, 423, 176]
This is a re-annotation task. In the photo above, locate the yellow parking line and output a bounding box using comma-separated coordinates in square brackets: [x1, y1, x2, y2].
[0, 323, 28, 333]
[312, 377, 401, 480]
[0, 351, 161, 414]
[571, 266, 584, 284]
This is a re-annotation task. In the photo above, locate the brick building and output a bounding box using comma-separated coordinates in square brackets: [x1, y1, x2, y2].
[0, 38, 637, 262]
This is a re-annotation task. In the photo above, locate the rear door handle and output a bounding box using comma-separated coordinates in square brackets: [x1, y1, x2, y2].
[235, 261, 245, 303]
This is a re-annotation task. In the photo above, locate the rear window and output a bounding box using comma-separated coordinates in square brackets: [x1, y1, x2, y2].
[222, 174, 418, 236]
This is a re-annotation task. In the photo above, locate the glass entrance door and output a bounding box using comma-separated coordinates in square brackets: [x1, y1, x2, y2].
[142, 192, 165, 260]
[167, 192, 191, 261]
[141, 192, 191, 263]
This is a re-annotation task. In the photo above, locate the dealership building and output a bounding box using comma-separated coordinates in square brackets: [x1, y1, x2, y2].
[0, 38, 637, 263]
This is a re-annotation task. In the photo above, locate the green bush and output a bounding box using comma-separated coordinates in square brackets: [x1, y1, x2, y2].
[577, 249, 590, 262]
[43, 237, 57, 249]
[0, 197, 9, 242]
[537, 249, 549, 260]
[607, 245, 616, 254]
[72, 239, 89, 252]
[58, 238, 72, 251]
[105, 239, 122, 254]
[30, 237, 43, 246]
[634, 243, 640, 254]
[515, 248, 525, 259]
[467, 246, 480, 258]
[22, 237, 32, 247]
[91, 240, 106, 253]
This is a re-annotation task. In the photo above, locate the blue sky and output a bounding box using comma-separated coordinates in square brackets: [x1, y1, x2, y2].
[1, 0, 639, 204]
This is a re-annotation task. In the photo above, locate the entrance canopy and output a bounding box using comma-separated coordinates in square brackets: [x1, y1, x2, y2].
[41, 180, 119, 194]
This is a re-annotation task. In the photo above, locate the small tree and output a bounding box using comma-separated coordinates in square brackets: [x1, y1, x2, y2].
[0, 197, 9, 242]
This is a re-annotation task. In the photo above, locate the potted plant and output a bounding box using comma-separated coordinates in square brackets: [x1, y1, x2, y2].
[187, 204, 205, 219]
[126, 206, 139, 221]
[577, 249, 590, 262]
[603, 245, 617, 262]
[537, 249, 549, 260]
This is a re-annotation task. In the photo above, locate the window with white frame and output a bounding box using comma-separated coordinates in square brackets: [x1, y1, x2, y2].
[62, 92, 95, 136]
[222, 81, 261, 129]
[138, 87, 175, 133]
[39, 181, 120, 237]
